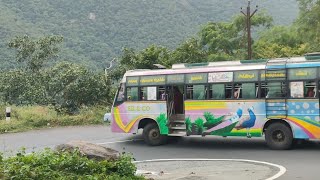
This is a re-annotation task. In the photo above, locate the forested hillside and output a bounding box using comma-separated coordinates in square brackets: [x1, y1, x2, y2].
[0, 0, 298, 69]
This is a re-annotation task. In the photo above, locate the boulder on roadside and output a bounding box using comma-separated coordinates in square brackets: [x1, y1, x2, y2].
[55, 140, 120, 161]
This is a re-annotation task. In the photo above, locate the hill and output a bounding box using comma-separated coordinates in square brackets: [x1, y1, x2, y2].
[0, 0, 299, 69]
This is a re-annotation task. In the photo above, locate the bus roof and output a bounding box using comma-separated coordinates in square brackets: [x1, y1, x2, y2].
[121, 55, 320, 83]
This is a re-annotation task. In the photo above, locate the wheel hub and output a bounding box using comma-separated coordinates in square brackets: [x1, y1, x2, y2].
[272, 130, 285, 142]
[149, 129, 160, 139]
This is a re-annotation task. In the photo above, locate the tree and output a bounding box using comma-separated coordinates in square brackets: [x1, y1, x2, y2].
[199, 12, 273, 60]
[168, 38, 207, 65]
[8, 35, 63, 72]
[296, 0, 320, 51]
[253, 26, 308, 58]
[120, 45, 169, 70]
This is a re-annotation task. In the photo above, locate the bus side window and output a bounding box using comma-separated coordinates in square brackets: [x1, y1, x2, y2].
[304, 81, 316, 98]
[140, 87, 147, 100]
[209, 84, 224, 100]
[186, 85, 193, 99]
[193, 85, 205, 100]
[242, 83, 257, 99]
[225, 84, 232, 99]
[260, 83, 267, 98]
[127, 87, 138, 101]
[290, 81, 316, 98]
[267, 82, 286, 98]
[158, 86, 166, 100]
[139, 87, 158, 101]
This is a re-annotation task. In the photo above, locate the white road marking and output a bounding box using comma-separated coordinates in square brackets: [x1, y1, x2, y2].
[96, 139, 143, 145]
[134, 158, 286, 180]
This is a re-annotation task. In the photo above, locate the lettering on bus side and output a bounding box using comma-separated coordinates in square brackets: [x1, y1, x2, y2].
[260, 70, 286, 80]
[234, 70, 258, 82]
[127, 105, 151, 112]
[140, 75, 165, 86]
[126, 77, 139, 86]
[288, 68, 317, 80]
[186, 73, 207, 84]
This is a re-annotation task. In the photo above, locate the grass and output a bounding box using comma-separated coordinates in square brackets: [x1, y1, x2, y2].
[0, 105, 110, 134]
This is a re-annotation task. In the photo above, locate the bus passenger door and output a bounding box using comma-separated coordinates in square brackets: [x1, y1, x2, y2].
[318, 81, 320, 120]
[166, 85, 184, 116]
[166, 86, 174, 117]
[166, 85, 186, 135]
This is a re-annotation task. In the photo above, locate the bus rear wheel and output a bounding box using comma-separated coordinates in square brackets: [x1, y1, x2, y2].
[265, 123, 293, 150]
[143, 123, 168, 146]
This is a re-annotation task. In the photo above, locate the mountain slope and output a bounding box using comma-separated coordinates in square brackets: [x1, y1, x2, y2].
[0, 0, 299, 69]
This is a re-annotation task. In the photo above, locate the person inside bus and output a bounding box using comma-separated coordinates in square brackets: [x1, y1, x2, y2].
[307, 87, 315, 97]
[234, 87, 241, 99]
[173, 87, 183, 114]
[160, 91, 166, 100]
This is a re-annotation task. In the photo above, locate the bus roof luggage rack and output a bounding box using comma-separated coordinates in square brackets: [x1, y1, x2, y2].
[305, 52, 320, 60]
[240, 59, 268, 64]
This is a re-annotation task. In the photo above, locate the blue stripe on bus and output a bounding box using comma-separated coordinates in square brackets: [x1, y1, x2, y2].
[287, 63, 320, 68]
[267, 63, 320, 69]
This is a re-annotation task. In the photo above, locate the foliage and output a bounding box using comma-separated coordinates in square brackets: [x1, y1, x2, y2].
[0, 105, 108, 134]
[168, 38, 207, 66]
[253, 26, 309, 58]
[199, 12, 273, 60]
[296, 0, 320, 51]
[0, 148, 144, 180]
[8, 35, 63, 72]
[0, 0, 299, 70]
[0, 39, 112, 113]
[156, 113, 168, 134]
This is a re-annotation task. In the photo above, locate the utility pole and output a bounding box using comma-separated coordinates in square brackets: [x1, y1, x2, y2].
[241, 0, 258, 60]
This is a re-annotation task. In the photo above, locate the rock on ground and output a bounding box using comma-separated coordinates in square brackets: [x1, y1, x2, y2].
[55, 140, 120, 161]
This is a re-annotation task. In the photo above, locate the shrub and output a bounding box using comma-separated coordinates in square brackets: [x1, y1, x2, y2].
[0, 148, 145, 180]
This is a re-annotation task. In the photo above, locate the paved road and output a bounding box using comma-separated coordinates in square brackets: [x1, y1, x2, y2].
[1, 126, 319, 180]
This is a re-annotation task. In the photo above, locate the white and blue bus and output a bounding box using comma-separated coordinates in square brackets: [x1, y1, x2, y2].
[111, 53, 320, 150]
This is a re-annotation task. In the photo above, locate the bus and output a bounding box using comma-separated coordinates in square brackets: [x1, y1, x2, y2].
[110, 53, 320, 150]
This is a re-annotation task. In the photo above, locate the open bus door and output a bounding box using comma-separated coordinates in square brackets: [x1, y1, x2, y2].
[166, 85, 186, 135]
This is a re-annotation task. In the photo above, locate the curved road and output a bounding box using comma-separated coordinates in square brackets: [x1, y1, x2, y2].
[0, 125, 319, 180]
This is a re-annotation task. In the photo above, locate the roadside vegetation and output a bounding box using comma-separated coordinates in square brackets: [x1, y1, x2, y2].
[0, 149, 144, 180]
[0, 105, 108, 133]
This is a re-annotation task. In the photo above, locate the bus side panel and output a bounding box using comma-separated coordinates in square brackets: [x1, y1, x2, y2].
[284, 99, 320, 139]
[111, 102, 167, 134]
[184, 100, 266, 137]
[184, 99, 320, 139]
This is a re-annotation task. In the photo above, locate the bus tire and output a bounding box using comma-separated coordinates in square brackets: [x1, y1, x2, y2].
[265, 123, 293, 150]
[143, 123, 167, 146]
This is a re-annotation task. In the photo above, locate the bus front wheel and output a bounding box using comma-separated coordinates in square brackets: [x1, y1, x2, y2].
[265, 123, 293, 150]
[143, 123, 167, 146]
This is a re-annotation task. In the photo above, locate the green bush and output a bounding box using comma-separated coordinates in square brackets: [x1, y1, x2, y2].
[0, 105, 110, 133]
[0, 149, 145, 180]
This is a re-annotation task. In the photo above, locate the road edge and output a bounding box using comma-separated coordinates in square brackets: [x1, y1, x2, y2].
[134, 158, 286, 180]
